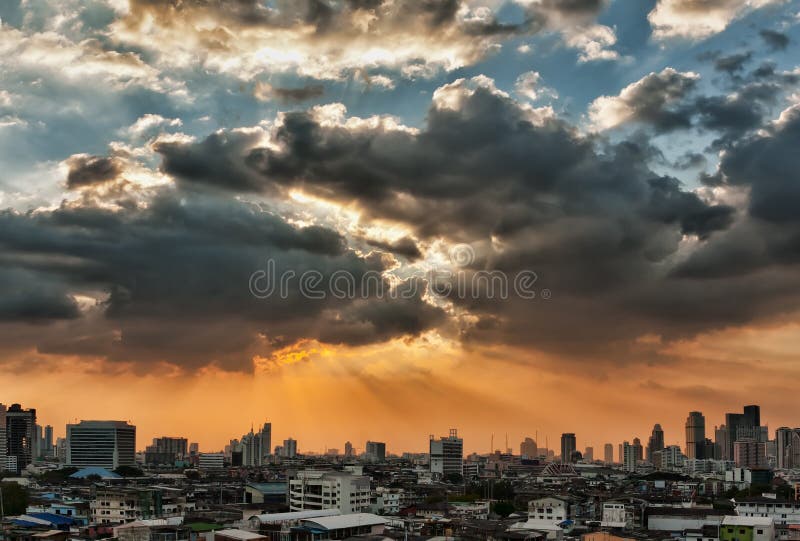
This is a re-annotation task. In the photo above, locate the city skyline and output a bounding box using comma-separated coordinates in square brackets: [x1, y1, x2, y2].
[4, 398, 792, 457]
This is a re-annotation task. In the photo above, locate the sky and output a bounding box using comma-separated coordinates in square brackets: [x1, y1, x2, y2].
[1, 0, 800, 455]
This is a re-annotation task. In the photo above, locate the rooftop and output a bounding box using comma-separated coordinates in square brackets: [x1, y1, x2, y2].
[214, 529, 267, 540]
[301, 513, 388, 531]
[722, 516, 774, 526]
[69, 467, 122, 480]
[251, 509, 341, 523]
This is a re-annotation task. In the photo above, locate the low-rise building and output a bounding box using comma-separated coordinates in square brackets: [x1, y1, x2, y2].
[601, 502, 635, 529]
[646, 506, 726, 532]
[720, 516, 775, 541]
[734, 496, 800, 537]
[528, 496, 573, 523]
[288, 470, 371, 514]
[91, 487, 186, 525]
[198, 453, 225, 470]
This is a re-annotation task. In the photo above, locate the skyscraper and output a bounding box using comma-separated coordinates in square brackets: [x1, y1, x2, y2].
[34, 424, 43, 459]
[647, 424, 665, 462]
[685, 411, 705, 459]
[716, 405, 767, 461]
[584, 446, 594, 462]
[430, 429, 463, 477]
[236, 423, 272, 466]
[6, 403, 36, 473]
[66, 420, 136, 469]
[282, 437, 298, 458]
[604, 443, 614, 464]
[344, 441, 354, 457]
[0, 404, 7, 471]
[632, 438, 643, 463]
[520, 437, 537, 458]
[775, 427, 800, 469]
[259, 422, 271, 460]
[561, 433, 577, 463]
[145, 436, 188, 465]
[621, 441, 632, 471]
[734, 439, 767, 468]
[241, 429, 260, 466]
[365, 441, 386, 462]
[44, 425, 54, 458]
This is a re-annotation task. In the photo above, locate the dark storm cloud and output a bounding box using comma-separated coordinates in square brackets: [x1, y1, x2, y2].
[591, 68, 699, 132]
[718, 105, 800, 224]
[593, 66, 799, 143]
[0, 268, 80, 322]
[671, 104, 800, 284]
[0, 188, 446, 370]
[154, 130, 266, 192]
[759, 29, 790, 51]
[65, 154, 123, 189]
[161, 79, 734, 242]
[694, 82, 782, 144]
[151, 76, 800, 364]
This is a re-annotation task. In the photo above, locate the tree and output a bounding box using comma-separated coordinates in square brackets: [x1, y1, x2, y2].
[114, 465, 144, 477]
[37, 467, 79, 484]
[491, 480, 515, 500]
[1, 482, 30, 515]
[492, 501, 515, 517]
[444, 472, 464, 485]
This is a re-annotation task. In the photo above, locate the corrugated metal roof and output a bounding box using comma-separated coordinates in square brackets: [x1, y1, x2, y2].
[251, 509, 340, 523]
[300, 513, 387, 530]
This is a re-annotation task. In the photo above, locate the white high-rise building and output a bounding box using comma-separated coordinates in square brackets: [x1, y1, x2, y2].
[623, 441, 637, 472]
[66, 420, 136, 469]
[289, 471, 371, 513]
[662, 445, 684, 470]
[430, 429, 463, 477]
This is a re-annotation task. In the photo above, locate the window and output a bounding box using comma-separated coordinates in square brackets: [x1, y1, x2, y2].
[757, 530, 763, 534]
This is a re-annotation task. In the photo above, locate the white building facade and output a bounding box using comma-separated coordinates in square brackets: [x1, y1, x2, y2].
[289, 471, 371, 514]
